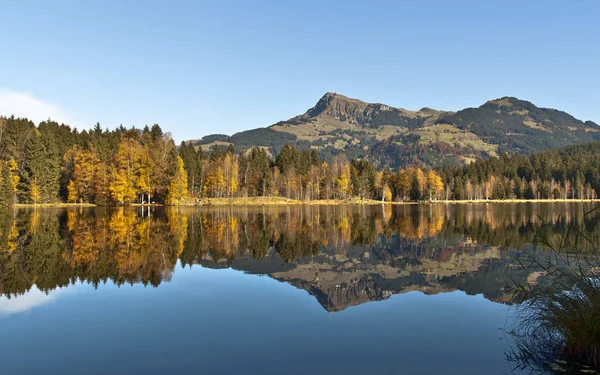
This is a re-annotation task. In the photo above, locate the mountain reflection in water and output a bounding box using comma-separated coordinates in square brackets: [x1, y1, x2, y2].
[0, 203, 597, 312]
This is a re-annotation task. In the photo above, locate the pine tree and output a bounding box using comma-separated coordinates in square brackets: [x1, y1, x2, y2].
[275, 144, 298, 174]
[179, 141, 204, 197]
[148, 133, 177, 202]
[452, 177, 464, 201]
[410, 174, 421, 201]
[25, 134, 61, 203]
[524, 181, 535, 199]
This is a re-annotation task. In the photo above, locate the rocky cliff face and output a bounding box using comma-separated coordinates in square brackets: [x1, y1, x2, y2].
[289, 92, 444, 129]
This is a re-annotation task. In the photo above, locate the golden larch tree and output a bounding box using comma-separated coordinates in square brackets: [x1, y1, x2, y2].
[30, 178, 41, 205]
[426, 170, 444, 201]
[166, 155, 189, 204]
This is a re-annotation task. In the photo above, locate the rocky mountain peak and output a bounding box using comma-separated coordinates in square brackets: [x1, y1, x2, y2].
[303, 92, 367, 119]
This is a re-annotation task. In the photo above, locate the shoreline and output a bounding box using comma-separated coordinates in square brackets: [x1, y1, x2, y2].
[7, 197, 600, 208]
[429, 198, 600, 205]
[188, 197, 600, 206]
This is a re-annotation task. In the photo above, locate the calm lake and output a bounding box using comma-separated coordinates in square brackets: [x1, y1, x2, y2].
[0, 203, 598, 375]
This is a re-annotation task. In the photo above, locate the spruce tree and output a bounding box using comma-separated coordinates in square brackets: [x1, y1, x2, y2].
[24, 134, 60, 203]
[0, 163, 12, 206]
[410, 175, 422, 201]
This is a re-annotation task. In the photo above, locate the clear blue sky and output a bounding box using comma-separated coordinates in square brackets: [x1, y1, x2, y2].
[1, 0, 598, 142]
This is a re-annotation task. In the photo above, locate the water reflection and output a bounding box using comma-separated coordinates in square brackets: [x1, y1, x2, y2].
[0, 286, 62, 315]
[0, 203, 598, 312]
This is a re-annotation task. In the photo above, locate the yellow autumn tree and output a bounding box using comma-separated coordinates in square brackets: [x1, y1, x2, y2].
[223, 153, 239, 198]
[94, 162, 111, 204]
[426, 170, 444, 201]
[30, 178, 41, 205]
[166, 155, 189, 205]
[109, 139, 142, 204]
[110, 169, 136, 204]
[336, 164, 351, 199]
[230, 158, 239, 197]
[383, 184, 393, 202]
[67, 147, 103, 203]
[204, 160, 225, 198]
[1, 159, 20, 205]
[8, 159, 19, 198]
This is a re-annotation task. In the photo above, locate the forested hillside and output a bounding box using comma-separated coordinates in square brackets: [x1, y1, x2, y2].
[436, 97, 597, 154]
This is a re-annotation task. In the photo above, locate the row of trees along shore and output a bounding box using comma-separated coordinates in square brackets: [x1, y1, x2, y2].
[179, 142, 444, 202]
[439, 142, 600, 201]
[0, 115, 598, 206]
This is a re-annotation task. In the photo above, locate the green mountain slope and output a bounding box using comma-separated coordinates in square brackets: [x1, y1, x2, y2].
[193, 93, 599, 168]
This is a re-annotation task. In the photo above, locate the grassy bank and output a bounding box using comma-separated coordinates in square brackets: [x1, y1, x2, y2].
[434, 198, 600, 204]
[197, 197, 600, 206]
[197, 197, 384, 206]
[13, 203, 97, 208]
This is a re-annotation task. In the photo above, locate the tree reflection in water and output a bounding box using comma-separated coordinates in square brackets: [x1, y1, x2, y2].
[0, 203, 598, 313]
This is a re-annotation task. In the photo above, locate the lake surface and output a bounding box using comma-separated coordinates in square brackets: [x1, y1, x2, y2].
[0, 203, 598, 375]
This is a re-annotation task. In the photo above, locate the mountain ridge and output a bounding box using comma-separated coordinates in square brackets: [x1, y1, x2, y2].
[192, 93, 599, 169]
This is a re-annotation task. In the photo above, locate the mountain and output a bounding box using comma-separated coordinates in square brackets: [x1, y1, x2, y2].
[193, 93, 600, 169]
